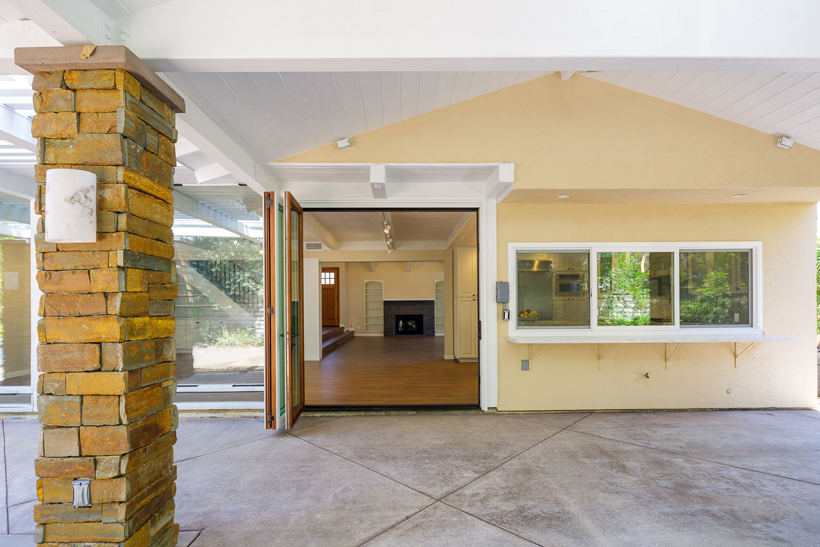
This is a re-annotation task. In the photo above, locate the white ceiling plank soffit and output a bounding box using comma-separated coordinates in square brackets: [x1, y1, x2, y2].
[163, 71, 549, 165]
[584, 71, 820, 151]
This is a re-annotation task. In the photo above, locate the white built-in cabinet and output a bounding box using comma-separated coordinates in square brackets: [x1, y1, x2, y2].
[454, 246, 478, 359]
[364, 280, 383, 333]
[553, 297, 590, 325]
[455, 246, 478, 298]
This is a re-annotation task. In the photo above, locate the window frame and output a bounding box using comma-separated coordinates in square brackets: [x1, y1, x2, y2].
[507, 241, 762, 339]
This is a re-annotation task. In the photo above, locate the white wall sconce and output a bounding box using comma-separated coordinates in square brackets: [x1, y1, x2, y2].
[336, 138, 351, 150]
[45, 169, 97, 243]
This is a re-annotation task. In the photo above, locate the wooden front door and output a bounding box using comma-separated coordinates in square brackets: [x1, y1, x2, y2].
[321, 267, 340, 327]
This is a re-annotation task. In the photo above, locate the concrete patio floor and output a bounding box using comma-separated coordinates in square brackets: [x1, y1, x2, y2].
[2, 408, 820, 546]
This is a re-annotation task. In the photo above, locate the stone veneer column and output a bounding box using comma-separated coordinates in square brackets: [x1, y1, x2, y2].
[22, 49, 183, 547]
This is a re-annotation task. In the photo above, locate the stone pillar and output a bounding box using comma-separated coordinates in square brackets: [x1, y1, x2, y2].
[18, 47, 185, 547]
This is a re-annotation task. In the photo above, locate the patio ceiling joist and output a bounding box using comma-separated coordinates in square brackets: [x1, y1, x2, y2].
[172, 190, 255, 241]
[160, 75, 282, 196]
[0, 167, 36, 199]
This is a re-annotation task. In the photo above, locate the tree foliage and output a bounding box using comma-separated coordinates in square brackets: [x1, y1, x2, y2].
[598, 252, 651, 326]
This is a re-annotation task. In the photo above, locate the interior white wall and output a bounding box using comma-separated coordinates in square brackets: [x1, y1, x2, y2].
[303, 257, 322, 361]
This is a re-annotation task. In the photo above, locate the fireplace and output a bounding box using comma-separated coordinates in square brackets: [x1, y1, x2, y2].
[396, 314, 424, 335]
[383, 300, 435, 336]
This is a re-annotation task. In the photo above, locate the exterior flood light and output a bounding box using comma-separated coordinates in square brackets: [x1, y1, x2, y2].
[336, 138, 351, 149]
[45, 169, 97, 243]
[776, 136, 793, 149]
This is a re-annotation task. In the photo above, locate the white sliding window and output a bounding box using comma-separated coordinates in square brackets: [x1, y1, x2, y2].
[509, 242, 761, 338]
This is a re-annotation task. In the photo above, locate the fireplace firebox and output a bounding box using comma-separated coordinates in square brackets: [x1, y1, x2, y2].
[395, 314, 424, 335]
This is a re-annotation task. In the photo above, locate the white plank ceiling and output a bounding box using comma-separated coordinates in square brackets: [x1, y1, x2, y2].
[167, 69, 820, 175]
[584, 71, 820, 149]
[164, 71, 550, 165]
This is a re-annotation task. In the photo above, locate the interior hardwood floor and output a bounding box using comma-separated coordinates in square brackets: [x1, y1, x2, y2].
[305, 335, 479, 407]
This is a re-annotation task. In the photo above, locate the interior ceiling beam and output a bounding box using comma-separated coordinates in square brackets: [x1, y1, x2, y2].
[172, 190, 254, 241]
[445, 212, 476, 250]
[160, 74, 282, 196]
[113, 0, 820, 72]
[303, 214, 338, 250]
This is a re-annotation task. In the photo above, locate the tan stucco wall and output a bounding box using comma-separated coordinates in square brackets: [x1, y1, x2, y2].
[288, 73, 820, 410]
[284, 73, 820, 192]
[498, 202, 817, 410]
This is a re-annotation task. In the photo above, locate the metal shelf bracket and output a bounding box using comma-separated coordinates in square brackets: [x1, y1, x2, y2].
[732, 341, 757, 368]
[664, 342, 681, 369]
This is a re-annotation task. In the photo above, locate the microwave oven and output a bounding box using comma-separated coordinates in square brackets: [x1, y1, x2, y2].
[556, 273, 586, 296]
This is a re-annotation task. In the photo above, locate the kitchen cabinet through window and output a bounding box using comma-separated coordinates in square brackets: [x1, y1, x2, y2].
[516, 252, 590, 328]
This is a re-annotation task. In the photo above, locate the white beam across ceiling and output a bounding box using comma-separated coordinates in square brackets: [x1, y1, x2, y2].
[116, 0, 820, 72]
[485, 163, 515, 202]
[0, 201, 28, 223]
[7, 0, 110, 46]
[303, 214, 338, 250]
[370, 164, 387, 199]
[160, 74, 281, 196]
[0, 221, 29, 238]
[0, 106, 36, 150]
[172, 190, 254, 241]
[0, 19, 62, 75]
[193, 163, 229, 184]
[0, 167, 36, 199]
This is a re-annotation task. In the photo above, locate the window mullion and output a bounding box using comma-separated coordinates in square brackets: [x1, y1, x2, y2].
[673, 248, 680, 329]
[590, 247, 598, 331]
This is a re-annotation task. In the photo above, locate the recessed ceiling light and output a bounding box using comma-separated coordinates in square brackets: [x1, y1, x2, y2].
[732, 194, 746, 198]
[557, 194, 570, 199]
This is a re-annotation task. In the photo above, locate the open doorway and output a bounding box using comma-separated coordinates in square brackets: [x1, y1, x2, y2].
[302, 208, 479, 409]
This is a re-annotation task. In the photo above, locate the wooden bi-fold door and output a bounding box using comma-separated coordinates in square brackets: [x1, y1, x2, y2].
[263, 191, 306, 430]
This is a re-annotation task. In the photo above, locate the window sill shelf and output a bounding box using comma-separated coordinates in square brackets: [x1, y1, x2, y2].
[506, 333, 796, 344]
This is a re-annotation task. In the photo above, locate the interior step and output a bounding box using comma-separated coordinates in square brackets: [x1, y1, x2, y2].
[322, 329, 354, 359]
[322, 326, 345, 342]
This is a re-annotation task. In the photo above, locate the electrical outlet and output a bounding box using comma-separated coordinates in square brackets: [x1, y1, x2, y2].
[357, 325, 361, 330]
[521, 359, 529, 371]
[72, 479, 91, 508]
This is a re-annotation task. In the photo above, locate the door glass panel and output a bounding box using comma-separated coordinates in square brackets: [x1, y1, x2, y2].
[516, 251, 589, 327]
[679, 251, 751, 326]
[171, 189, 265, 405]
[597, 252, 673, 326]
[289, 208, 302, 412]
[0, 231, 33, 406]
[277, 204, 286, 415]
